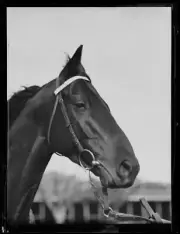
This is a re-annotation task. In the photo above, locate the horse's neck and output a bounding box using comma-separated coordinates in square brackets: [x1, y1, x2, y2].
[8, 116, 52, 223]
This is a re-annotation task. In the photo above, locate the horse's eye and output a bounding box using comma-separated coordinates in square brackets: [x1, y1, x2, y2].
[75, 102, 86, 109]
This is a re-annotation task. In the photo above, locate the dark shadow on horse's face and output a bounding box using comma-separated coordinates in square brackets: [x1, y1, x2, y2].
[49, 45, 140, 189]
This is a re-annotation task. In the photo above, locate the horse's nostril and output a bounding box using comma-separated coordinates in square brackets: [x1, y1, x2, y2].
[118, 160, 132, 178]
[122, 160, 132, 171]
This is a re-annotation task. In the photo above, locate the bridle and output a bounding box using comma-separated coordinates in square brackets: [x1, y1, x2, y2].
[47, 75, 98, 169]
[47, 75, 113, 217]
[46, 75, 164, 224]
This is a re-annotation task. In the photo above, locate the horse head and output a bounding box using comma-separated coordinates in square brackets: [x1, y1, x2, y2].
[37, 45, 140, 189]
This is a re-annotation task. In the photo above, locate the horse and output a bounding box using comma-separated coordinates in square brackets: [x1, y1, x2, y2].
[7, 45, 140, 225]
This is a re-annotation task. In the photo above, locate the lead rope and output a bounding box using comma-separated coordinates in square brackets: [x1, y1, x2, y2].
[88, 170, 156, 223]
[88, 170, 113, 218]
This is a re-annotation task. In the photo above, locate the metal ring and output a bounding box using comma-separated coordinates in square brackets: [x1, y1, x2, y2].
[103, 207, 113, 218]
[79, 149, 96, 170]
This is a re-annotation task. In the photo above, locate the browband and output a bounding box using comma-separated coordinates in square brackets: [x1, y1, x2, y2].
[54, 76, 90, 95]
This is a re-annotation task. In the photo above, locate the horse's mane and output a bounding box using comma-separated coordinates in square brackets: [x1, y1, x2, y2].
[8, 86, 41, 128]
[7, 53, 79, 129]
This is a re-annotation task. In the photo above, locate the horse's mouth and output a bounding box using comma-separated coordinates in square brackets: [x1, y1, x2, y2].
[77, 143, 136, 189]
[90, 164, 116, 188]
[91, 164, 134, 189]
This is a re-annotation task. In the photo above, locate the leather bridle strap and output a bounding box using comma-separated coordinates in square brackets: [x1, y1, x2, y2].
[48, 75, 105, 172]
[58, 92, 84, 153]
[47, 75, 89, 151]
[47, 75, 112, 218]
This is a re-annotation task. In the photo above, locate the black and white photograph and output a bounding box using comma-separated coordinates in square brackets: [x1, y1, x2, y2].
[7, 7, 171, 232]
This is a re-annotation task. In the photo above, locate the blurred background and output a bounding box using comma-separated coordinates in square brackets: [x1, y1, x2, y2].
[7, 7, 171, 224]
[31, 168, 171, 224]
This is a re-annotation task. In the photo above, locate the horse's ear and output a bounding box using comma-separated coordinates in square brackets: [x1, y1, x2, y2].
[70, 45, 83, 64]
[59, 45, 84, 81]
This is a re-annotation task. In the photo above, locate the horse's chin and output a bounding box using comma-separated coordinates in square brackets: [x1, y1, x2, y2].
[91, 165, 115, 189]
[94, 167, 134, 189]
[99, 174, 118, 189]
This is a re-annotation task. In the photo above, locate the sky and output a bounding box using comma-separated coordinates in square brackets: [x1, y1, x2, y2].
[7, 7, 171, 184]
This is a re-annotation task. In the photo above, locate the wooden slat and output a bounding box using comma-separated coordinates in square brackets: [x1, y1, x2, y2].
[67, 205, 75, 222]
[82, 203, 90, 221]
[126, 202, 133, 214]
[156, 202, 162, 217]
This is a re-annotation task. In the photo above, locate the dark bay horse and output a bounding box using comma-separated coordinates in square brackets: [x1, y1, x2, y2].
[7, 45, 140, 224]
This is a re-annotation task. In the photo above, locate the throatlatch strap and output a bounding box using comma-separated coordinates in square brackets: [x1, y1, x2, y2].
[47, 77, 61, 144]
[47, 97, 59, 144]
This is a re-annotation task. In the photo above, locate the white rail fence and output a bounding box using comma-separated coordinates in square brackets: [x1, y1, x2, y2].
[32, 198, 171, 223]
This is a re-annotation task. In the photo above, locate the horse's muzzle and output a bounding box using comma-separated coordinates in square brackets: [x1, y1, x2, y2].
[97, 159, 140, 189]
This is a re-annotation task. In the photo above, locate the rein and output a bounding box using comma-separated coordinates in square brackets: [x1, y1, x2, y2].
[47, 75, 169, 224]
